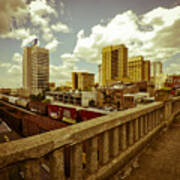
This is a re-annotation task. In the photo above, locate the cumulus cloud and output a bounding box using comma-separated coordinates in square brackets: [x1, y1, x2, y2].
[166, 63, 180, 75]
[12, 53, 22, 64]
[1, 28, 30, 39]
[45, 39, 60, 51]
[51, 22, 70, 33]
[0, 52, 22, 88]
[59, 1, 65, 16]
[29, 0, 57, 27]
[50, 53, 79, 85]
[0, 0, 27, 34]
[72, 6, 180, 66]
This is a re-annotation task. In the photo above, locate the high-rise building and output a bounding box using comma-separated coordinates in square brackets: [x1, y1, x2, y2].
[128, 56, 150, 82]
[72, 72, 95, 91]
[151, 61, 163, 77]
[23, 44, 49, 94]
[102, 45, 128, 86]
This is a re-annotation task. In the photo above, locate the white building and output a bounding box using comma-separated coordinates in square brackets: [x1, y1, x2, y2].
[23, 44, 49, 95]
[81, 91, 97, 107]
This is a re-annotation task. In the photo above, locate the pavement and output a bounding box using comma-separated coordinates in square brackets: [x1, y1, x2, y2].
[124, 117, 180, 180]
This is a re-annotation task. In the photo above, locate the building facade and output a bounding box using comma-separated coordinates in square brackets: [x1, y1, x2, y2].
[72, 72, 95, 91]
[72, 72, 78, 90]
[151, 61, 163, 77]
[102, 45, 128, 86]
[128, 56, 150, 82]
[128, 56, 144, 82]
[23, 45, 49, 94]
[144, 60, 151, 82]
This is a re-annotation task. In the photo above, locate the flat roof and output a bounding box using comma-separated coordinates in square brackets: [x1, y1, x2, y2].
[51, 101, 111, 114]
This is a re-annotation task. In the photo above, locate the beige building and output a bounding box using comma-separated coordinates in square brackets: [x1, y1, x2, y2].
[144, 60, 151, 82]
[72, 72, 95, 91]
[151, 61, 163, 77]
[23, 45, 49, 94]
[102, 45, 128, 86]
[128, 56, 150, 82]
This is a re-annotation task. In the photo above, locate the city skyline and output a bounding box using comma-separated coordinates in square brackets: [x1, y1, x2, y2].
[0, 0, 180, 88]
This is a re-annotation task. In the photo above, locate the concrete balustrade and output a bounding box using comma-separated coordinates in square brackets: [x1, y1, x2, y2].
[1, 99, 179, 180]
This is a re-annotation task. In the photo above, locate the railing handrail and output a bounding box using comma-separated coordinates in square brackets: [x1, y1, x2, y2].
[0, 102, 163, 169]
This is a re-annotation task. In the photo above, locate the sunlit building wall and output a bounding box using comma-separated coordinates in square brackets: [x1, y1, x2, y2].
[72, 72, 95, 91]
[102, 45, 128, 86]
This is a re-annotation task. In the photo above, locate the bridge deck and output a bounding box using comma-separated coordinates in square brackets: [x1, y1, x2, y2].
[125, 118, 180, 180]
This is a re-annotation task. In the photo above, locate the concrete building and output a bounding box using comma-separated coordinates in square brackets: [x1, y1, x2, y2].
[23, 45, 49, 94]
[81, 91, 97, 107]
[128, 56, 150, 82]
[144, 60, 151, 82]
[72, 72, 95, 91]
[128, 56, 144, 82]
[102, 45, 128, 86]
[151, 61, 163, 77]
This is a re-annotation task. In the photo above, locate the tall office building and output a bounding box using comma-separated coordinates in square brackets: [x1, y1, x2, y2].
[128, 56, 150, 82]
[72, 72, 95, 91]
[23, 43, 49, 94]
[151, 61, 163, 77]
[102, 45, 128, 86]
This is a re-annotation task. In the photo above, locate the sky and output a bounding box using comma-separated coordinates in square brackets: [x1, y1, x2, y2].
[0, 0, 180, 88]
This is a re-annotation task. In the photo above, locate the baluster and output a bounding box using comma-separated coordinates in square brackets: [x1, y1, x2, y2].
[134, 119, 139, 141]
[50, 148, 66, 180]
[144, 115, 148, 134]
[120, 124, 127, 150]
[140, 116, 144, 137]
[154, 111, 157, 128]
[71, 143, 83, 180]
[147, 113, 151, 132]
[155, 110, 158, 126]
[24, 159, 41, 180]
[99, 131, 110, 165]
[112, 127, 120, 157]
[129, 121, 134, 145]
[86, 137, 98, 174]
[151, 112, 154, 130]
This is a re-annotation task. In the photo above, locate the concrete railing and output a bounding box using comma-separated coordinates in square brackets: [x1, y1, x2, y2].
[0, 98, 179, 180]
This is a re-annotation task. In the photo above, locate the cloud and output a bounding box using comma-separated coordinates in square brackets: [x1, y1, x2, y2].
[42, 27, 54, 41]
[72, 6, 180, 65]
[29, 0, 57, 27]
[12, 53, 22, 64]
[0, 52, 22, 88]
[0, 0, 27, 34]
[0, 28, 30, 39]
[166, 63, 180, 75]
[45, 39, 60, 51]
[51, 22, 70, 33]
[60, 2, 65, 16]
